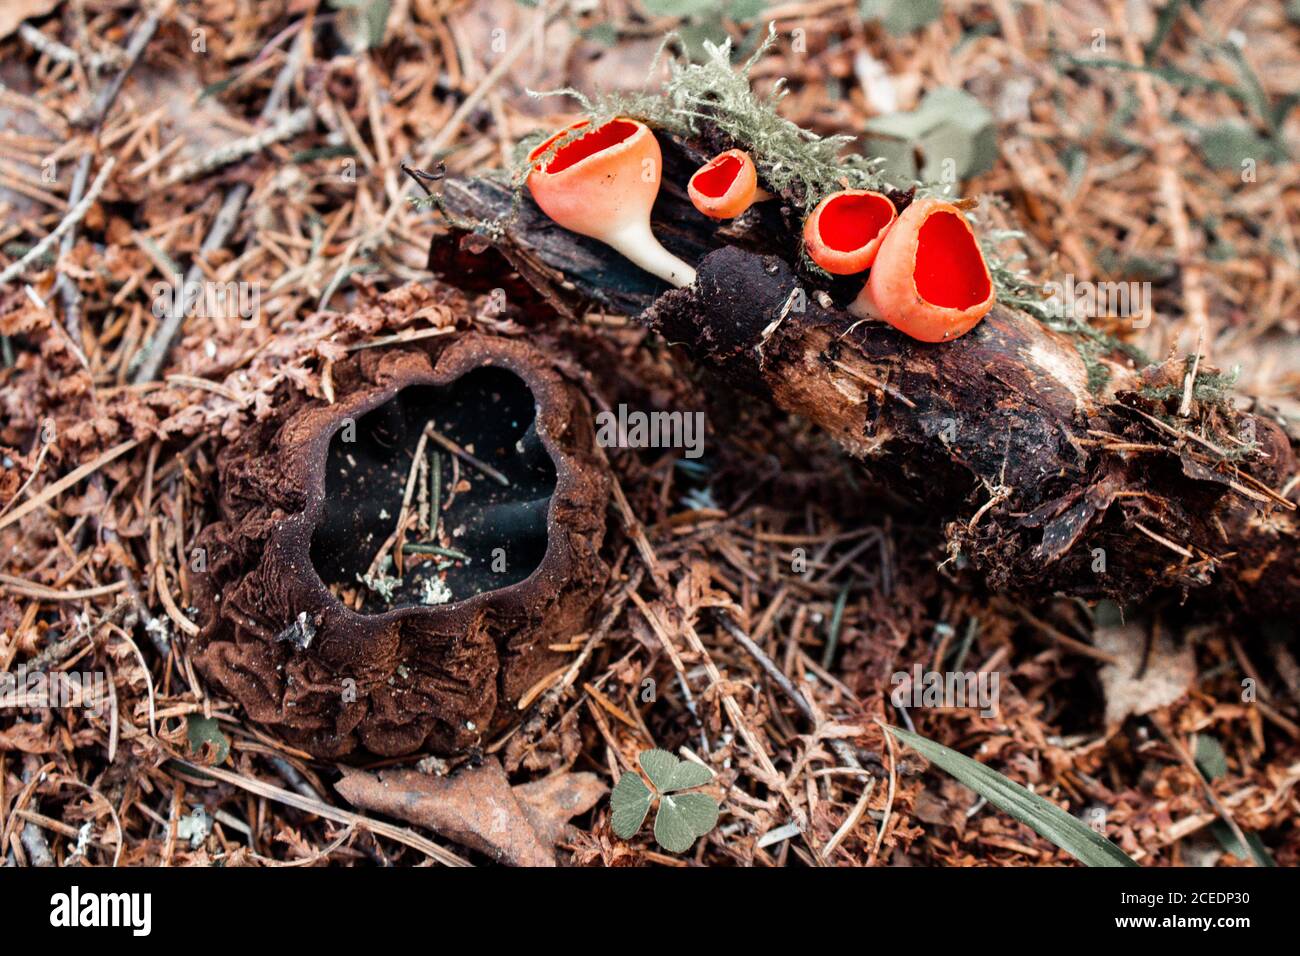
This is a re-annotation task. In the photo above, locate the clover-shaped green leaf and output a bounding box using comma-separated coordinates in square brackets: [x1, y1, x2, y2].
[610, 749, 720, 853]
[864, 87, 998, 186]
[654, 791, 719, 853]
[610, 772, 653, 838]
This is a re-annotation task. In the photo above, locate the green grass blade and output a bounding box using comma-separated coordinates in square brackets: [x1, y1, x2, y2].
[885, 725, 1138, 868]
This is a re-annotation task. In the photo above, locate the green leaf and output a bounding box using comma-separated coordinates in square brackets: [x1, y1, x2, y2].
[1193, 734, 1229, 780]
[862, 135, 918, 185]
[610, 771, 653, 838]
[654, 791, 720, 853]
[915, 87, 994, 133]
[186, 716, 230, 765]
[1197, 122, 1275, 170]
[637, 749, 679, 792]
[860, 0, 942, 36]
[665, 759, 714, 793]
[865, 110, 934, 141]
[642, 0, 722, 16]
[885, 725, 1138, 867]
[865, 87, 996, 184]
[615, 750, 720, 849]
[1209, 820, 1276, 867]
[638, 748, 713, 792]
[918, 119, 997, 181]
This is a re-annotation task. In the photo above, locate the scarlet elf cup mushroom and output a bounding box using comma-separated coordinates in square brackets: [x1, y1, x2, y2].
[527, 117, 696, 287]
[850, 196, 995, 342]
[802, 188, 897, 275]
[687, 149, 772, 220]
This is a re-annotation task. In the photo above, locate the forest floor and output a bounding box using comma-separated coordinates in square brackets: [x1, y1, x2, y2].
[1, 0, 1298, 867]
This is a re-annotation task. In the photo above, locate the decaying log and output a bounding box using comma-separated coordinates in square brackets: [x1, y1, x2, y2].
[429, 134, 1299, 622]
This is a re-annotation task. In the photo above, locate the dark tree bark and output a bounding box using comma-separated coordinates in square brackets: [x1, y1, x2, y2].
[428, 134, 1299, 621]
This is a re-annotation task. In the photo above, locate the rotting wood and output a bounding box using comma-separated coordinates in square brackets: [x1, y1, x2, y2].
[430, 131, 1298, 621]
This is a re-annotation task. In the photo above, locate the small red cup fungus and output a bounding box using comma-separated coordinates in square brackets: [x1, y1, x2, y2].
[802, 189, 897, 275]
[687, 149, 772, 219]
[850, 196, 995, 342]
[527, 117, 696, 287]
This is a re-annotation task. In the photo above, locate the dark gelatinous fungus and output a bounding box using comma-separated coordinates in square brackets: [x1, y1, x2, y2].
[192, 333, 610, 758]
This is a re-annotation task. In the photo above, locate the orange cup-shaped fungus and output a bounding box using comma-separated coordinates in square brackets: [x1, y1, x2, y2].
[527, 117, 696, 287]
[850, 197, 995, 342]
[802, 189, 897, 275]
[688, 149, 771, 219]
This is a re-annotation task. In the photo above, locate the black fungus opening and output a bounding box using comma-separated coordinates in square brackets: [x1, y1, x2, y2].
[311, 368, 557, 612]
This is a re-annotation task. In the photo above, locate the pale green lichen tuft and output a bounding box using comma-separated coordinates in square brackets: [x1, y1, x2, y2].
[1138, 358, 1240, 408]
[526, 27, 889, 211]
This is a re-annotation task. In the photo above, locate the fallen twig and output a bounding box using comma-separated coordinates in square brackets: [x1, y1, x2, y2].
[0, 157, 117, 287]
[158, 106, 314, 187]
[165, 759, 471, 867]
[0, 438, 139, 533]
[130, 30, 306, 383]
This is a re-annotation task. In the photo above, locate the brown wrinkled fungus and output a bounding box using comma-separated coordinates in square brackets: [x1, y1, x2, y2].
[192, 333, 610, 758]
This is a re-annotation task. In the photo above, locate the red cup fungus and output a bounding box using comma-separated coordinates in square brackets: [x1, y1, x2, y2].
[850, 196, 995, 342]
[527, 117, 696, 287]
[802, 189, 897, 275]
[687, 149, 771, 219]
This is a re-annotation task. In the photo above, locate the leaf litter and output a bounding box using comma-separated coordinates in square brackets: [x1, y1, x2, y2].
[0, 0, 1297, 869]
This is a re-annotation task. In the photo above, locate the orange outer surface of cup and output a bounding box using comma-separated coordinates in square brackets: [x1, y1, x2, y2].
[865, 196, 995, 343]
[526, 118, 662, 242]
[803, 189, 897, 275]
[688, 149, 759, 219]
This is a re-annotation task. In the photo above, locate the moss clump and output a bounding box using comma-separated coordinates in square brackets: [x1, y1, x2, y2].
[1134, 358, 1257, 462]
[1138, 359, 1240, 407]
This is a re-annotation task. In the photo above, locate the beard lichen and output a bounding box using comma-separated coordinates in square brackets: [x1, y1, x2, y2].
[525, 27, 891, 213]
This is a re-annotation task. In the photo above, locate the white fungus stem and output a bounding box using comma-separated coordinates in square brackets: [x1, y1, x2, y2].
[605, 219, 696, 288]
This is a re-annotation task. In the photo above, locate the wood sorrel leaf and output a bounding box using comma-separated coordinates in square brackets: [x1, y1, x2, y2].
[654, 791, 720, 853]
[637, 749, 681, 792]
[610, 771, 653, 839]
[664, 758, 714, 793]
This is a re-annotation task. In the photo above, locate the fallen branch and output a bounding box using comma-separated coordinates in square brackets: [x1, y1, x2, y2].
[431, 131, 1298, 621]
